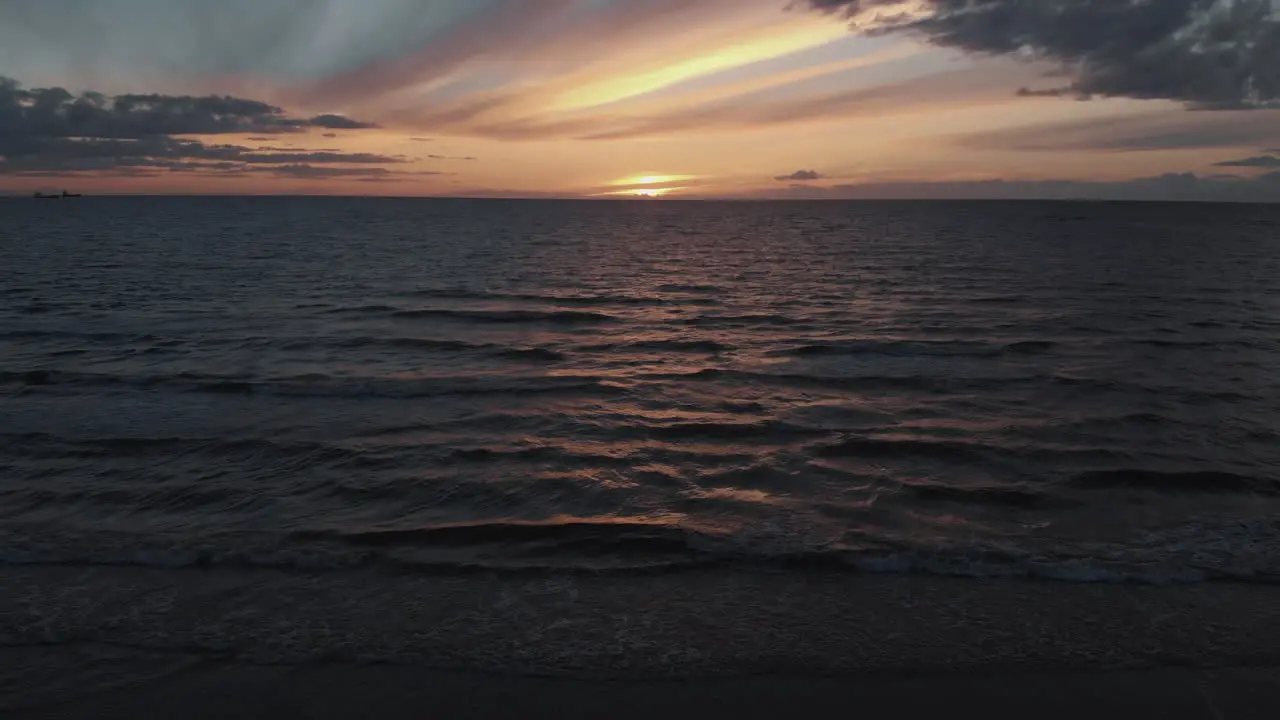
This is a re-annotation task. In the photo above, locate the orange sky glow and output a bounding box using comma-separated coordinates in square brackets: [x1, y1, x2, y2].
[2, 0, 1277, 200]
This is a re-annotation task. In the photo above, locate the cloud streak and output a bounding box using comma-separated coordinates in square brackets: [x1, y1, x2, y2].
[284, 1, 862, 140]
[404, 62, 1039, 142]
[253, 165, 444, 181]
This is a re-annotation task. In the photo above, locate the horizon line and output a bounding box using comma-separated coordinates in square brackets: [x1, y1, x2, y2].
[1, 193, 1277, 205]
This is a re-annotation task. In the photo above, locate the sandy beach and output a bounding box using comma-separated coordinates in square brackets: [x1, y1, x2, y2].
[17, 662, 1280, 719]
[3, 566, 1279, 718]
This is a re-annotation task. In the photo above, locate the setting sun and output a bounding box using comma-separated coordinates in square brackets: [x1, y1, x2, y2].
[591, 186, 684, 198]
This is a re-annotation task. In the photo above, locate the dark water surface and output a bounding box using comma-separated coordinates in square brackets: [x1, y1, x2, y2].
[3, 197, 1279, 582]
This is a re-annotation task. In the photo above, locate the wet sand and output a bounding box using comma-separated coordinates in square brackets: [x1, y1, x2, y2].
[3, 566, 1279, 717]
[18, 663, 1280, 719]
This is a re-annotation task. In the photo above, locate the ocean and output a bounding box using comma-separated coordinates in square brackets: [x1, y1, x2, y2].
[3, 197, 1279, 580]
[2, 197, 1280, 699]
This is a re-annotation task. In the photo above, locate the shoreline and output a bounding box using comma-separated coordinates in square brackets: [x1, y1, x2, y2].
[3, 565, 1279, 669]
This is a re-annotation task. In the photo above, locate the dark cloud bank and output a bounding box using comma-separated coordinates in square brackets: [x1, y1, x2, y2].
[794, 1, 1280, 201]
[0, 76, 438, 181]
[1217, 154, 1280, 166]
[776, 169, 825, 181]
[805, 0, 1280, 109]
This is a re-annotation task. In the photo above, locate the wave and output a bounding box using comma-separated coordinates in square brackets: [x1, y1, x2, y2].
[655, 284, 722, 294]
[405, 289, 671, 307]
[1070, 469, 1279, 495]
[2, 518, 1278, 584]
[3, 369, 625, 399]
[681, 368, 1053, 394]
[784, 340, 975, 357]
[321, 303, 620, 324]
[392, 308, 618, 325]
[495, 347, 568, 362]
[444, 445, 597, 464]
[0, 432, 364, 462]
[694, 368, 1213, 403]
[14, 364, 1035, 399]
[440, 439, 764, 468]
[968, 294, 1031, 304]
[245, 376, 623, 400]
[292, 519, 694, 554]
[579, 339, 730, 354]
[1, 369, 253, 389]
[0, 330, 147, 342]
[328, 337, 485, 352]
[323, 304, 398, 315]
[903, 480, 1054, 509]
[288, 336, 569, 362]
[633, 420, 827, 441]
[817, 435, 992, 462]
[9, 485, 269, 515]
[1005, 340, 1058, 354]
[198, 380, 257, 394]
[1132, 338, 1261, 349]
[4, 369, 56, 386]
[684, 314, 796, 327]
[781, 339, 1058, 358]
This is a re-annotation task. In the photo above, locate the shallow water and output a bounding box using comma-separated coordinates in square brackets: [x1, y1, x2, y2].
[3, 197, 1279, 582]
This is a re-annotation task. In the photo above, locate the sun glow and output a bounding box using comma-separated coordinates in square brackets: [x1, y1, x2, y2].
[613, 173, 695, 186]
[591, 186, 689, 198]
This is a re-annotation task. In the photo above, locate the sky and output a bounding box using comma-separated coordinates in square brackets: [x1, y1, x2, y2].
[2, 0, 1279, 201]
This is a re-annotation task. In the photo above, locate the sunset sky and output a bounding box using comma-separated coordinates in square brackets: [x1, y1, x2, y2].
[2, 0, 1278, 200]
